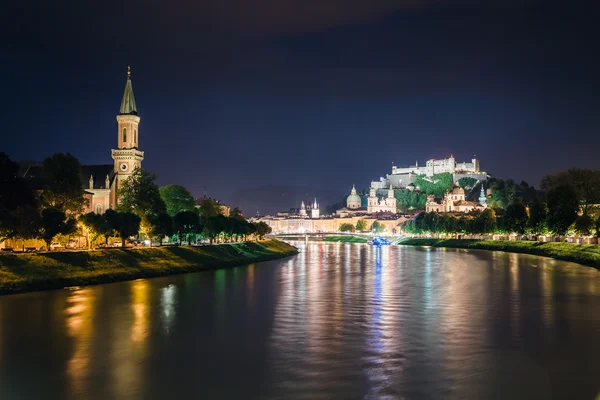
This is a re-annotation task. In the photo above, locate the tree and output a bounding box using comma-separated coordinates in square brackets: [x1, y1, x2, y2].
[197, 198, 222, 218]
[39, 208, 76, 250]
[78, 212, 113, 248]
[159, 185, 197, 217]
[117, 168, 166, 237]
[41, 153, 86, 214]
[117, 168, 166, 217]
[356, 219, 368, 232]
[0, 153, 40, 242]
[528, 197, 547, 234]
[474, 208, 497, 234]
[371, 221, 385, 233]
[541, 169, 600, 215]
[339, 223, 355, 232]
[203, 214, 227, 243]
[173, 210, 201, 245]
[148, 212, 174, 245]
[574, 215, 593, 236]
[504, 198, 528, 234]
[114, 212, 141, 247]
[230, 207, 244, 219]
[595, 217, 600, 238]
[546, 185, 579, 236]
[253, 222, 272, 240]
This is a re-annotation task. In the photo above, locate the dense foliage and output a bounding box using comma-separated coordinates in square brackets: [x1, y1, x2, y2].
[414, 172, 454, 198]
[159, 185, 197, 216]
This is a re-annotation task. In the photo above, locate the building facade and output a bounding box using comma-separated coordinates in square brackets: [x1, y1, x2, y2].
[425, 185, 487, 213]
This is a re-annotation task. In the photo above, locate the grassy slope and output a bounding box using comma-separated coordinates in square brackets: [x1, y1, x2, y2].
[0, 240, 298, 295]
[397, 238, 600, 269]
[322, 236, 369, 243]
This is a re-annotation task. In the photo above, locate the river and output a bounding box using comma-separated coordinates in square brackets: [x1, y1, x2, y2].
[0, 242, 599, 399]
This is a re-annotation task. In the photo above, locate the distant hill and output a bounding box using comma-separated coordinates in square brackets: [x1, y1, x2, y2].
[225, 185, 341, 216]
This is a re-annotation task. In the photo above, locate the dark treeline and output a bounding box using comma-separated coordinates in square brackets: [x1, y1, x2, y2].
[404, 169, 600, 237]
[0, 152, 270, 250]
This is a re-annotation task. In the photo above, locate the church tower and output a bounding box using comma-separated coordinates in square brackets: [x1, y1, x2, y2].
[386, 183, 396, 212]
[311, 198, 320, 219]
[112, 66, 144, 186]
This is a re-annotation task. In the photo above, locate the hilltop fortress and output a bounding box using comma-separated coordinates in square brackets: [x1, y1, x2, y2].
[371, 155, 487, 190]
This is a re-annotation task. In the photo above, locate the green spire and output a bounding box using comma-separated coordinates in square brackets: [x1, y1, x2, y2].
[119, 65, 137, 115]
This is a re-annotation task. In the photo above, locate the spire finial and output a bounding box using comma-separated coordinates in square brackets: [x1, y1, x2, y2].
[127, 65, 131, 79]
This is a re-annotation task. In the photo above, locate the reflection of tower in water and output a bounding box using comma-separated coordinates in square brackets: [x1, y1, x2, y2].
[65, 287, 96, 396]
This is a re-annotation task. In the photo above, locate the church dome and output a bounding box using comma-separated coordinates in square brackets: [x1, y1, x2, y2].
[346, 185, 362, 209]
[451, 185, 465, 195]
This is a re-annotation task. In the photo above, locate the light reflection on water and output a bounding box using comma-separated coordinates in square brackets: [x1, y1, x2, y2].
[0, 242, 598, 399]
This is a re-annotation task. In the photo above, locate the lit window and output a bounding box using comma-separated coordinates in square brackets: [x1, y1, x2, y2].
[96, 204, 103, 214]
[123, 128, 127, 142]
[134, 129, 137, 144]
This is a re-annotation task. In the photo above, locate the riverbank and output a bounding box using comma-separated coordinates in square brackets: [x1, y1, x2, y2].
[0, 240, 298, 295]
[322, 236, 369, 243]
[397, 238, 600, 269]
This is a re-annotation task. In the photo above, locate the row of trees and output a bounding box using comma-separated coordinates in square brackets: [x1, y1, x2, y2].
[1, 151, 268, 250]
[1, 153, 84, 249]
[82, 167, 272, 246]
[339, 220, 386, 233]
[404, 183, 600, 237]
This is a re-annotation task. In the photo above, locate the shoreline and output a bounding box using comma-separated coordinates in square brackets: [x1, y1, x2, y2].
[397, 238, 600, 270]
[0, 240, 298, 296]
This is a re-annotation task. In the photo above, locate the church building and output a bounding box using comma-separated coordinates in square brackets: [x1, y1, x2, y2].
[21, 67, 144, 214]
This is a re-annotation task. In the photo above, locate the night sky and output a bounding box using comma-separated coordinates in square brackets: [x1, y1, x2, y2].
[3, 1, 599, 213]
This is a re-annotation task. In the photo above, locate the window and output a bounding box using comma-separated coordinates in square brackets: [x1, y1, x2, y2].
[96, 204, 103, 214]
[134, 129, 137, 144]
[123, 128, 127, 142]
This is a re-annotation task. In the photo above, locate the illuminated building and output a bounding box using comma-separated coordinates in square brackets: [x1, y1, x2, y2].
[371, 155, 487, 189]
[20, 67, 144, 214]
[425, 185, 487, 213]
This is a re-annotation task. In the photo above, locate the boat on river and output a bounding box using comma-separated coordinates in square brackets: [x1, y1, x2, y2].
[369, 237, 391, 246]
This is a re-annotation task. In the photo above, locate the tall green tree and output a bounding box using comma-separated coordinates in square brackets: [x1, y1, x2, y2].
[253, 221, 272, 240]
[41, 153, 86, 214]
[197, 198, 222, 218]
[78, 211, 113, 247]
[39, 208, 76, 250]
[474, 208, 497, 234]
[173, 210, 201, 245]
[528, 197, 547, 234]
[0, 153, 40, 242]
[159, 185, 197, 217]
[114, 212, 141, 247]
[148, 212, 174, 245]
[117, 168, 166, 216]
[574, 215, 593, 236]
[203, 214, 227, 243]
[356, 219, 368, 232]
[504, 198, 528, 234]
[117, 168, 166, 237]
[371, 221, 384, 233]
[339, 223, 355, 232]
[546, 185, 579, 235]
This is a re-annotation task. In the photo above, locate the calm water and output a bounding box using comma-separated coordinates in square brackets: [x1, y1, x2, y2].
[0, 242, 599, 399]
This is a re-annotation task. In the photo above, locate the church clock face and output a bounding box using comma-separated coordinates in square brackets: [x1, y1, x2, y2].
[120, 163, 128, 172]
